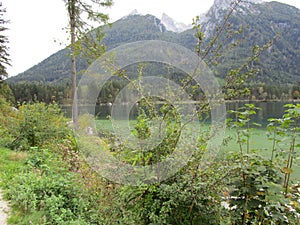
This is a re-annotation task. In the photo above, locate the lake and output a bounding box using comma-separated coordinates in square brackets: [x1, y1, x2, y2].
[61, 101, 299, 126]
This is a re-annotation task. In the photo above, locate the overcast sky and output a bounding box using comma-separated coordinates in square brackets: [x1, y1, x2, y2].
[2, 0, 300, 77]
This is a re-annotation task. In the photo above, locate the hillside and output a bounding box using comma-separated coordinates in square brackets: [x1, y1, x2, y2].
[8, 14, 178, 84]
[7, 0, 300, 86]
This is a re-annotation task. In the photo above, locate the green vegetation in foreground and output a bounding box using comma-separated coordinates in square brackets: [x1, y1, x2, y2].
[0, 101, 109, 224]
[0, 148, 28, 187]
[0, 98, 299, 224]
[0, 147, 30, 224]
[0, 146, 108, 225]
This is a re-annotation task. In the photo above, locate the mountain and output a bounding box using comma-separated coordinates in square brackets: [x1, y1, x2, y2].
[210, 0, 300, 84]
[8, 13, 180, 84]
[7, 0, 300, 86]
[122, 10, 192, 33]
[200, 0, 264, 37]
[161, 13, 192, 33]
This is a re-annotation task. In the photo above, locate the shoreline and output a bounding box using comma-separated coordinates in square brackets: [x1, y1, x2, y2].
[60, 99, 300, 107]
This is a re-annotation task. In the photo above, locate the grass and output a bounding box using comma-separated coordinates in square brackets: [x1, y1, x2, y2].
[0, 148, 28, 187]
[96, 119, 137, 131]
[0, 147, 31, 225]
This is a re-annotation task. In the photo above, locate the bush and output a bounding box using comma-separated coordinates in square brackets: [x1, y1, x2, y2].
[6, 147, 104, 225]
[8, 171, 85, 224]
[0, 96, 18, 146]
[0, 101, 109, 224]
[10, 102, 70, 150]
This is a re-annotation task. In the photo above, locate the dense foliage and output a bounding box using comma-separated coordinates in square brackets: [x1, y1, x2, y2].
[0, 96, 299, 224]
[8, 102, 70, 150]
[9, 82, 71, 105]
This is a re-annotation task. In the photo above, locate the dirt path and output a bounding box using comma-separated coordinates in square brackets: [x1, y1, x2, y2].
[0, 188, 9, 225]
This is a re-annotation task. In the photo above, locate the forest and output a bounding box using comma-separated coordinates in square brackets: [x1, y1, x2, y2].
[7, 81, 300, 105]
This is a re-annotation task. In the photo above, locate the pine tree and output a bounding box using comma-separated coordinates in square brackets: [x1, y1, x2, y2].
[64, 0, 112, 128]
[0, 2, 10, 82]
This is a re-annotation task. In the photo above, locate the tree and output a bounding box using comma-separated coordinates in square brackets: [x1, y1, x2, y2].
[64, 0, 112, 128]
[0, 2, 10, 82]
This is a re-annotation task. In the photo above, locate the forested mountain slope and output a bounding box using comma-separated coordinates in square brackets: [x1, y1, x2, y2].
[8, 1, 300, 86]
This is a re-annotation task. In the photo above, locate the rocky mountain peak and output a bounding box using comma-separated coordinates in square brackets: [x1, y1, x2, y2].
[129, 9, 139, 16]
[213, 0, 263, 10]
[213, 0, 234, 10]
[201, 0, 265, 36]
[121, 9, 142, 20]
[160, 13, 192, 33]
[208, 0, 264, 17]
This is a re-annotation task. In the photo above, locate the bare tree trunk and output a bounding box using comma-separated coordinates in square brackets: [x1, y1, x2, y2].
[71, 48, 78, 129]
[69, 0, 78, 129]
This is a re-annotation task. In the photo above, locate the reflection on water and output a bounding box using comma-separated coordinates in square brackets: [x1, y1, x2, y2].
[61, 101, 296, 126]
[61, 104, 139, 120]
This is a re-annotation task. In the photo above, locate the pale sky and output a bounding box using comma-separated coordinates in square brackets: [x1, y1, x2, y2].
[2, 0, 300, 77]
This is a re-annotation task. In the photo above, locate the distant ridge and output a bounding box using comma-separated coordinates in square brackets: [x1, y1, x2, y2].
[122, 9, 192, 33]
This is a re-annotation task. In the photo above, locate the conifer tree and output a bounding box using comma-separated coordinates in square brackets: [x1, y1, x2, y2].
[64, 0, 112, 127]
[0, 2, 10, 82]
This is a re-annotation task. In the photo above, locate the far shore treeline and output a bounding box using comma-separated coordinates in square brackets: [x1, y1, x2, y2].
[8, 81, 300, 106]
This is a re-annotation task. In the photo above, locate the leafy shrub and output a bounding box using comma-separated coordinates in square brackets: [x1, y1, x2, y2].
[6, 166, 105, 225]
[99, 103, 299, 225]
[98, 101, 230, 224]
[227, 103, 300, 224]
[8, 171, 78, 223]
[10, 102, 70, 150]
[0, 96, 18, 146]
[3, 142, 108, 225]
